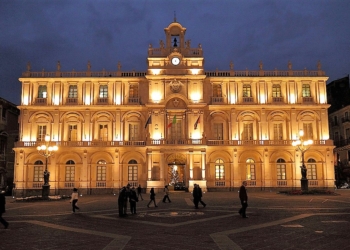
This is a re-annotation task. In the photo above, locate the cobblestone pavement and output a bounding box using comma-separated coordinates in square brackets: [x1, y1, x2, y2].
[1, 189, 350, 250]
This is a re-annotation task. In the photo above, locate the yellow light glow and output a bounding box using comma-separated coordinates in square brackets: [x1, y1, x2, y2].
[191, 92, 200, 103]
[151, 69, 161, 75]
[114, 96, 121, 105]
[319, 95, 325, 104]
[153, 132, 162, 140]
[290, 94, 296, 104]
[192, 131, 201, 139]
[230, 94, 236, 104]
[299, 130, 304, 137]
[54, 96, 60, 105]
[23, 96, 29, 105]
[85, 96, 90, 105]
[151, 92, 161, 103]
[260, 94, 266, 104]
[190, 69, 200, 75]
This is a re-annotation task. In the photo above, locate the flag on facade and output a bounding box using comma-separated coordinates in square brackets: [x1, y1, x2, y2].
[144, 115, 152, 129]
[167, 115, 177, 128]
[194, 115, 200, 130]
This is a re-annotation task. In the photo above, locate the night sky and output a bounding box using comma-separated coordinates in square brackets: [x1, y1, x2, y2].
[1, 0, 349, 105]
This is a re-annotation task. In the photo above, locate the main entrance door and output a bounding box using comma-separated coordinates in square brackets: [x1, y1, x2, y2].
[167, 153, 186, 191]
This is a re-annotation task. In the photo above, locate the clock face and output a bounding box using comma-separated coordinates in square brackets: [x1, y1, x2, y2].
[171, 57, 180, 65]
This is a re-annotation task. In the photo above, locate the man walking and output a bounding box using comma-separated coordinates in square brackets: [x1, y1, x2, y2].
[162, 185, 171, 203]
[137, 184, 143, 201]
[238, 181, 248, 218]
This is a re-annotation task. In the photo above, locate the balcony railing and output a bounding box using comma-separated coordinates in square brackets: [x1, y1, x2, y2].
[15, 139, 334, 148]
[66, 98, 78, 105]
[211, 97, 224, 104]
[128, 97, 140, 104]
[35, 98, 47, 105]
[302, 97, 314, 103]
[272, 97, 284, 103]
[243, 97, 254, 103]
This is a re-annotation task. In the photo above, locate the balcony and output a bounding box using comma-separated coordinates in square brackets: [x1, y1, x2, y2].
[242, 97, 254, 103]
[341, 117, 350, 123]
[302, 97, 313, 103]
[66, 98, 78, 105]
[97, 98, 108, 104]
[211, 97, 224, 104]
[15, 139, 334, 148]
[35, 98, 47, 105]
[272, 97, 283, 103]
[128, 97, 140, 104]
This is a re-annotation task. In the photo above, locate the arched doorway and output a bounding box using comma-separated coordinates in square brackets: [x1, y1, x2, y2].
[167, 153, 186, 190]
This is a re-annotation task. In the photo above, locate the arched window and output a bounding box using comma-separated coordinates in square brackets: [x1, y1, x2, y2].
[97, 160, 106, 181]
[128, 159, 138, 181]
[215, 159, 225, 180]
[246, 158, 255, 180]
[34, 160, 44, 182]
[276, 158, 286, 180]
[65, 160, 75, 182]
[307, 158, 317, 180]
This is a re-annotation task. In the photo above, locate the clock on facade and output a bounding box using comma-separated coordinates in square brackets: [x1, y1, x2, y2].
[171, 57, 180, 65]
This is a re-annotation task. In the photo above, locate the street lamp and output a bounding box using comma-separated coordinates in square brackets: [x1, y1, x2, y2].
[292, 129, 313, 191]
[37, 134, 58, 198]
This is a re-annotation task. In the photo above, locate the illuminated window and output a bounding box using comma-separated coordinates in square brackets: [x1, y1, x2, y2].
[65, 160, 75, 181]
[99, 124, 108, 141]
[307, 158, 317, 180]
[97, 160, 106, 181]
[34, 160, 44, 182]
[170, 120, 182, 140]
[273, 123, 283, 140]
[38, 85, 47, 98]
[302, 84, 311, 97]
[243, 123, 253, 140]
[68, 125, 77, 141]
[130, 85, 139, 98]
[243, 85, 251, 97]
[215, 159, 225, 180]
[246, 158, 255, 180]
[213, 84, 222, 97]
[68, 85, 78, 98]
[276, 158, 286, 180]
[129, 124, 140, 141]
[272, 84, 281, 97]
[37, 125, 47, 141]
[128, 160, 138, 181]
[303, 123, 313, 140]
[99, 85, 108, 98]
[213, 123, 223, 140]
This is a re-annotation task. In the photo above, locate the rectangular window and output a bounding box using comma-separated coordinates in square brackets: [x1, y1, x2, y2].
[65, 166, 75, 181]
[213, 84, 222, 97]
[273, 123, 283, 140]
[243, 123, 253, 140]
[215, 165, 225, 180]
[34, 166, 43, 182]
[129, 124, 140, 141]
[247, 164, 256, 180]
[129, 85, 139, 98]
[307, 164, 317, 180]
[272, 85, 281, 97]
[37, 125, 47, 141]
[97, 166, 106, 181]
[99, 124, 108, 141]
[243, 85, 251, 97]
[128, 166, 138, 181]
[170, 120, 182, 140]
[302, 84, 311, 97]
[38, 85, 47, 98]
[99, 85, 108, 98]
[213, 123, 223, 140]
[277, 164, 286, 180]
[303, 123, 313, 140]
[68, 85, 78, 98]
[69, 125, 78, 141]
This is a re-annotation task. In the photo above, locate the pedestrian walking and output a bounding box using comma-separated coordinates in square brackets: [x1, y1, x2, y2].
[137, 184, 143, 201]
[70, 188, 80, 213]
[162, 185, 171, 203]
[0, 189, 9, 229]
[197, 184, 206, 208]
[147, 187, 158, 207]
[118, 186, 127, 217]
[238, 181, 248, 218]
[129, 187, 138, 214]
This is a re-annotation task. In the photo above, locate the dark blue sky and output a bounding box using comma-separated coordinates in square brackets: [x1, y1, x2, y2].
[1, 0, 349, 105]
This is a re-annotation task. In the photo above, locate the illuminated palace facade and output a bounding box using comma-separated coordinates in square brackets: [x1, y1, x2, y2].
[14, 20, 334, 197]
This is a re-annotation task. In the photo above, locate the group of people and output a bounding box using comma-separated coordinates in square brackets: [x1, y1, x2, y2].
[67, 181, 249, 219]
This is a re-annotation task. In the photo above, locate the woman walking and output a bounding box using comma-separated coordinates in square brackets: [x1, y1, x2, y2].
[147, 187, 158, 208]
[70, 188, 80, 213]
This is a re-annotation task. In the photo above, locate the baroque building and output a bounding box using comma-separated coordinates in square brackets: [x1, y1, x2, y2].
[14, 20, 334, 197]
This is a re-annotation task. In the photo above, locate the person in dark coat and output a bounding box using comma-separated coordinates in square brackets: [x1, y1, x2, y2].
[0, 190, 9, 229]
[147, 187, 158, 207]
[137, 184, 143, 201]
[118, 187, 127, 217]
[193, 184, 206, 208]
[129, 187, 138, 214]
[197, 184, 206, 208]
[238, 181, 248, 218]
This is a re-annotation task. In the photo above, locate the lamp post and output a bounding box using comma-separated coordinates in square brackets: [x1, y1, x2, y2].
[292, 129, 313, 192]
[37, 134, 58, 199]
